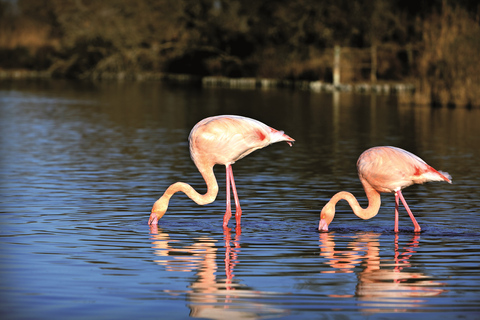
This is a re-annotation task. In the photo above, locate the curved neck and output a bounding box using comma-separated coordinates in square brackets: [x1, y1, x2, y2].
[151, 164, 219, 219]
[323, 180, 381, 224]
[330, 188, 381, 220]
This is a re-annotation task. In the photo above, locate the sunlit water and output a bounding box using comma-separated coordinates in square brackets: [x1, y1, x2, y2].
[1, 80, 479, 319]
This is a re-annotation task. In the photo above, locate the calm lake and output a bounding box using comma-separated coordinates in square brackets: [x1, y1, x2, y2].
[1, 80, 479, 319]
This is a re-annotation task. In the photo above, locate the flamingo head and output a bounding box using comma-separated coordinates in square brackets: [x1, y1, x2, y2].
[283, 133, 295, 147]
[318, 205, 335, 232]
[268, 128, 295, 147]
[149, 198, 168, 225]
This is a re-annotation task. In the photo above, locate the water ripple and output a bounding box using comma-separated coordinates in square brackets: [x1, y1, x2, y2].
[1, 81, 480, 319]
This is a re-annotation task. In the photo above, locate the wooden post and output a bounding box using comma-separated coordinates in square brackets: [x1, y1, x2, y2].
[333, 45, 341, 86]
[370, 45, 377, 83]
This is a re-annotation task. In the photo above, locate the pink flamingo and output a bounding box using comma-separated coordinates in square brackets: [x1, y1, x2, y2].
[318, 146, 452, 233]
[149, 115, 294, 227]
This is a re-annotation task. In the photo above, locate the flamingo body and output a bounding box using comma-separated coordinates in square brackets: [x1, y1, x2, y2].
[190, 115, 293, 168]
[357, 146, 450, 193]
[319, 146, 451, 233]
[149, 115, 294, 227]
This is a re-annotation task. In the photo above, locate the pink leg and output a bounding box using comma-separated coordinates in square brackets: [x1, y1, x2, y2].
[397, 190, 421, 233]
[228, 166, 242, 225]
[394, 191, 400, 233]
[223, 165, 232, 228]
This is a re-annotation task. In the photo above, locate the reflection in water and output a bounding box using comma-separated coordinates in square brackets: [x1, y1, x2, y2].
[150, 225, 286, 319]
[2, 81, 479, 319]
[319, 232, 446, 312]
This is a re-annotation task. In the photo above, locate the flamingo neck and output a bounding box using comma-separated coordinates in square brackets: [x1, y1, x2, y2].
[321, 181, 381, 227]
[151, 164, 219, 220]
[332, 189, 381, 219]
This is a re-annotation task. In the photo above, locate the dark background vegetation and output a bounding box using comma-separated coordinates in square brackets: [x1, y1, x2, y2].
[1, 0, 479, 106]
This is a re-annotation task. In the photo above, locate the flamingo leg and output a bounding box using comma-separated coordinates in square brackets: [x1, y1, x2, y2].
[397, 190, 421, 233]
[223, 165, 232, 228]
[394, 191, 400, 233]
[228, 166, 242, 224]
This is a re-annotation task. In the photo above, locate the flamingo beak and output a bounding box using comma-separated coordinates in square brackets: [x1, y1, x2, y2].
[318, 219, 329, 232]
[283, 134, 295, 147]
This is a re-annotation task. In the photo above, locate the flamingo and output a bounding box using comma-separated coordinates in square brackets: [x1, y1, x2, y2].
[149, 115, 294, 227]
[318, 146, 452, 233]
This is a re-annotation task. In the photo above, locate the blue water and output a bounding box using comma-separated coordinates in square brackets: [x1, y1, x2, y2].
[1, 80, 479, 319]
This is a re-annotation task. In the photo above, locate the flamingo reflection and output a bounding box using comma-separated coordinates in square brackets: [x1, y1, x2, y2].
[319, 232, 446, 312]
[149, 224, 286, 319]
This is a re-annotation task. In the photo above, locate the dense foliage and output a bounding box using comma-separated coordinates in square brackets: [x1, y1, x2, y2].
[1, 0, 479, 106]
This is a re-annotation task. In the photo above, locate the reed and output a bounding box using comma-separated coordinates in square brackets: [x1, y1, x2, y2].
[0, 1, 478, 107]
[414, 4, 480, 107]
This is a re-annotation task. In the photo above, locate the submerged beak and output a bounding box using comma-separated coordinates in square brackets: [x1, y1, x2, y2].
[148, 213, 159, 225]
[318, 219, 329, 232]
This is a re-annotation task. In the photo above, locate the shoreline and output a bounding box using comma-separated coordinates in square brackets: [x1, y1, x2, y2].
[0, 69, 415, 94]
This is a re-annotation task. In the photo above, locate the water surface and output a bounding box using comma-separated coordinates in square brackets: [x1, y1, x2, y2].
[1, 80, 479, 319]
